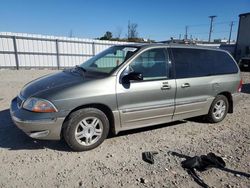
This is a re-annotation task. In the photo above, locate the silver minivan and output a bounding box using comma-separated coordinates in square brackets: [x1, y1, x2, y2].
[10, 44, 242, 151]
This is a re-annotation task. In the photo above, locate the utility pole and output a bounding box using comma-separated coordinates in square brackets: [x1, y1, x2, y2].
[127, 20, 130, 39]
[69, 30, 73, 38]
[185, 25, 188, 40]
[208, 15, 217, 42]
[228, 21, 234, 44]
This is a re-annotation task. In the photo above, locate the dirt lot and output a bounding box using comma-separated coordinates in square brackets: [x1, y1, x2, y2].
[0, 69, 249, 188]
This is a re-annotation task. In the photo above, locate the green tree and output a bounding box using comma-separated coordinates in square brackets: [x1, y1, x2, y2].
[100, 31, 113, 40]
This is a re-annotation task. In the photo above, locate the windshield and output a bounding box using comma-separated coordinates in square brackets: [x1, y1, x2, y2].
[80, 46, 139, 74]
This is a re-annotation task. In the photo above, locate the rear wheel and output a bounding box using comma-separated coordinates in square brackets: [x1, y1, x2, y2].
[206, 95, 229, 123]
[63, 108, 109, 151]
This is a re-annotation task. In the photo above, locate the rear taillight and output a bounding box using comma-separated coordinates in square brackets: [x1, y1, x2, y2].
[238, 79, 243, 92]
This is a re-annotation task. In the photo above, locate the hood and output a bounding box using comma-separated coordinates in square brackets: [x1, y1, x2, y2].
[20, 69, 107, 99]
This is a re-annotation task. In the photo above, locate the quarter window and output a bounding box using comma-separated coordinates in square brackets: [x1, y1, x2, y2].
[172, 48, 238, 79]
[129, 48, 169, 80]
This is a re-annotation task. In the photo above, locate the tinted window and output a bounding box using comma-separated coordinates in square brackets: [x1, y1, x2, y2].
[129, 48, 169, 80]
[172, 48, 238, 79]
[212, 51, 239, 75]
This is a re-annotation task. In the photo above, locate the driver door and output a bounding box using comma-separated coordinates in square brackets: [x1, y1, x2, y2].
[116, 48, 176, 129]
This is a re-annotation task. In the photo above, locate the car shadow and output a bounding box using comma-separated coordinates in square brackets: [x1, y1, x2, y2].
[242, 83, 250, 94]
[111, 120, 186, 138]
[240, 69, 250, 72]
[0, 109, 71, 152]
[0, 109, 188, 151]
[186, 116, 207, 123]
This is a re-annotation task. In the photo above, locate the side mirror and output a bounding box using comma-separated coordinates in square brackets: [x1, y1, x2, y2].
[122, 72, 143, 83]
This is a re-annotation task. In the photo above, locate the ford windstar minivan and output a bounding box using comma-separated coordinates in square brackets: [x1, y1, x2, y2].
[11, 44, 242, 151]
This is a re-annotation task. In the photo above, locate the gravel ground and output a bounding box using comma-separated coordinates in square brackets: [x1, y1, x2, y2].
[0, 69, 249, 188]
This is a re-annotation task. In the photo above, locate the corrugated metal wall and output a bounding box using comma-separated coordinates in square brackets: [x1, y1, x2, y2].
[0, 32, 130, 69]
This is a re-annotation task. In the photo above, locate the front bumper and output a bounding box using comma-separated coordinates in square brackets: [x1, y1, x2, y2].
[10, 97, 65, 140]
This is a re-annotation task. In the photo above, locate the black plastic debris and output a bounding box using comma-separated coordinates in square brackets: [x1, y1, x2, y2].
[142, 151, 158, 164]
[169, 151, 250, 188]
[181, 152, 226, 171]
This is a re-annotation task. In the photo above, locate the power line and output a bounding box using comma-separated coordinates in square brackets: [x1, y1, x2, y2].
[189, 30, 237, 35]
[213, 21, 238, 25]
[186, 20, 238, 28]
[187, 23, 209, 28]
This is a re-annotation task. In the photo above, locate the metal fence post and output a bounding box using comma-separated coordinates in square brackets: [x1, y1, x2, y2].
[92, 42, 95, 56]
[12, 36, 19, 70]
[55, 39, 60, 69]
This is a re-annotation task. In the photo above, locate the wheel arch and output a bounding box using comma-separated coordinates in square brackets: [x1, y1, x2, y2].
[61, 103, 115, 138]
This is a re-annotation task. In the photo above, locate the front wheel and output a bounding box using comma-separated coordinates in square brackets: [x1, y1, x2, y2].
[206, 95, 229, 123]
[63, 108, 110, 151]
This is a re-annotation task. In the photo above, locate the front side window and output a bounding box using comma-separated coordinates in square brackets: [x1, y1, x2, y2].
[80, 46, 139, 74]
[129, 48, 169, 80]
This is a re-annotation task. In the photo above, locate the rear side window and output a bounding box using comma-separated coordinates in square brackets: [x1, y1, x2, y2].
[172, 48, 238, 79]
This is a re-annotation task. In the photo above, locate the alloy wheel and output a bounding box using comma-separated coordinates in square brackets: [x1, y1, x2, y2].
[212, 100, 226, 120]
[75, 117, 103, 146]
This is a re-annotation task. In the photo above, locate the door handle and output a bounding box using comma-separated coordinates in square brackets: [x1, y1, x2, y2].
[181, 83, 190, 88]
[161, 82, 171, 90]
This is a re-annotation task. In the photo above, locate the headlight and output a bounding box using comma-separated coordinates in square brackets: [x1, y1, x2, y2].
[23, 97, 58, 113]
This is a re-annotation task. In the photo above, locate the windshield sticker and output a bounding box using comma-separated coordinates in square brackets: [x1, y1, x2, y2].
[123, 47, 137, 52]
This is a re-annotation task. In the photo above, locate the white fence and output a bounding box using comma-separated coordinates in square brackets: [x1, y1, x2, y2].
[0, 32, 130, 69]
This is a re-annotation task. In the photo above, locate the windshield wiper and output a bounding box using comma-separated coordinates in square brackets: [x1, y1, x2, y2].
[75, 65, 86, 72]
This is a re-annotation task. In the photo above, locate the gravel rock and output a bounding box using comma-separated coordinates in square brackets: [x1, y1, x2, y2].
[137, 177, 148, 184]
[0, 70, 249, 187]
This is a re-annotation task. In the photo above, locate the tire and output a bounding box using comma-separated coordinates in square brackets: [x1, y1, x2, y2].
[63, 108, 109, 151]
[206, 95, 229, 123]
